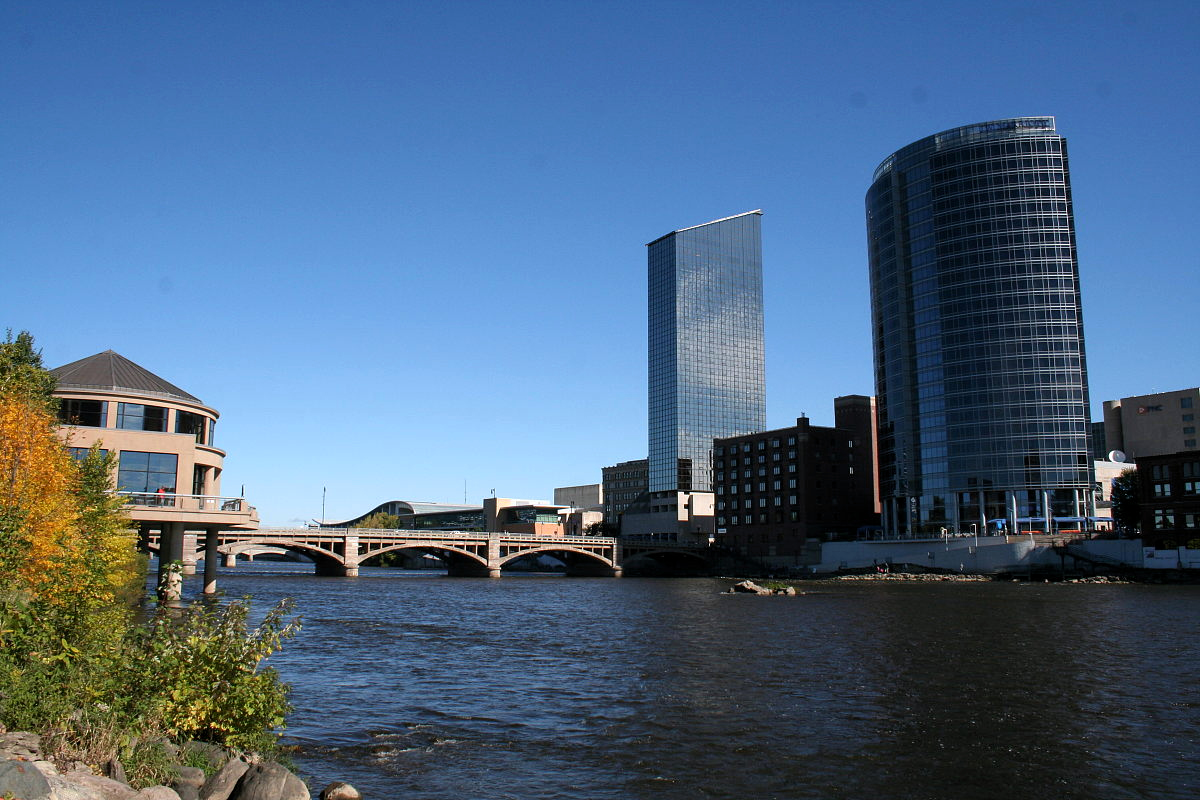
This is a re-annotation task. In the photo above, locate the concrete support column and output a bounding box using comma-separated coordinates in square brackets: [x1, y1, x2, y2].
[978, 490, 987, 538]
[1042, 490, 1052, 534]
[343, 534, 360, 578]
[486, 534, 502, 578]
[224, 552, 238, 568]
[157, 523, 185, 606]
[181, 532, 198, 575]
[203, 527, 220, 596]
[1007, 491, 1019, 539]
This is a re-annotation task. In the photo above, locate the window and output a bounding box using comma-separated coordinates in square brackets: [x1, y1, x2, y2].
[788, 479, 796, 489]
[67, 447, 108, 461]
[176, 411, 209, 444]
[1185, 427, 1197, 435]
[58, 399, 106, 427]
[117, 403, 167, 432]
[1154, 509, 1175, 529]
[192, 465, 208, 495]
[117, 451, 178, 495]
[1183, 397, 1194, 409]
[1154, 483, 1172, 498]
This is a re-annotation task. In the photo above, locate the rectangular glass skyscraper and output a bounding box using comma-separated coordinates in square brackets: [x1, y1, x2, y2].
[866, 118, 1093, 537]
[648, 210, 766, 493]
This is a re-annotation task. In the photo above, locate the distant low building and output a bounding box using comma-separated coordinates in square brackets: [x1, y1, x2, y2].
[320, 500, 484, 530]
[1104, 387, 1199, 460]
[618, 490, 715, 544]
[484, 497, 569, 535]
[554, 483, 603, 511]
[602, 458, 648, 523]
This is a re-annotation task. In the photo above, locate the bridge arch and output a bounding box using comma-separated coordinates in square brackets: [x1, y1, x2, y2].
[355, 542, 491, 575]
[620, 547, 711, 576]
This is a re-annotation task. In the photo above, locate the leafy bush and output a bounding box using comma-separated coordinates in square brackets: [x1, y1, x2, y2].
[136, 598, 300, 752]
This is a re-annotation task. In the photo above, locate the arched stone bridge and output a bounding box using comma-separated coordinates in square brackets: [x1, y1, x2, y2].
[157, 527, 710, 583]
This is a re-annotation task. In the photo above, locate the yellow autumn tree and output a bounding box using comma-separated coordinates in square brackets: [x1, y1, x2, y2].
[0, 389, 81, 597]
[0, 331, 139, 605]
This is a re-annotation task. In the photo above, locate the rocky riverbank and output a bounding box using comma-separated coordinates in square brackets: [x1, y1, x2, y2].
[0, 728, 359, 800]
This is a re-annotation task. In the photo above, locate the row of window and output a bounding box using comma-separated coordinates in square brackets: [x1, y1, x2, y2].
[1153, 510, 1200, 530]
[58, 399, 214, 445]
[720, 512, 802, 526]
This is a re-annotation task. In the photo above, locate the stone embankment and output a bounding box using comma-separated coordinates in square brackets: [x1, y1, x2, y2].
[0, 728, 359, 800]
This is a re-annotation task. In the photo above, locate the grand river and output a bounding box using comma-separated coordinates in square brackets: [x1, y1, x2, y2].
[203, 564, 1200, 799]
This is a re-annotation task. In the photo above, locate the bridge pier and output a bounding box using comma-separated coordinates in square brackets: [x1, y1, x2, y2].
[224, 552, 238, 568]
[156, 522, 185, 606]
[202, 527, 220, 595]
[314, 561, 359, 577]
[181, 532, 199, 576]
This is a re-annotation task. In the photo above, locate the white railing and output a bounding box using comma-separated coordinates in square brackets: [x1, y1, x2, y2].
[115, 491, 249, 513]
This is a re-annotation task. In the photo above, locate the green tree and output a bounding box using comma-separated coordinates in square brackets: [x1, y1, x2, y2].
[353, 511, 403, 529]
[0, 329, 57, 412]
[1110, 468, 1141, 536]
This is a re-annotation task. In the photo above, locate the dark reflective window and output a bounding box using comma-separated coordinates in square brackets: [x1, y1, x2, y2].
[58, 399, 106, 427]
[176, 411, 208, 444]
[117, 451, 177, 494]
[117, 403, 167, 432]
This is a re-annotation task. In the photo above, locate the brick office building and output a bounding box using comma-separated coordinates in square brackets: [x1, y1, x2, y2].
[712, 396, 879, 560]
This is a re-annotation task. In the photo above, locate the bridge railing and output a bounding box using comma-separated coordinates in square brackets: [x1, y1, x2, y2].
[115, 491, 251, 513]
[254, 527, 618, 544]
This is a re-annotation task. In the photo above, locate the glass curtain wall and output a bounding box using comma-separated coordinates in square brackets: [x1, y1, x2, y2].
[866, 118, 1093, 537]
[648, 211, 766, 493]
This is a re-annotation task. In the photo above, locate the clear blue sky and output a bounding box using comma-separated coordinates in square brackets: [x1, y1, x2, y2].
[4, 1, 1197, 525]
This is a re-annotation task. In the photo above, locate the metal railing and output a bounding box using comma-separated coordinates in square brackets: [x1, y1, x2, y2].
[115, 491, 249, 513]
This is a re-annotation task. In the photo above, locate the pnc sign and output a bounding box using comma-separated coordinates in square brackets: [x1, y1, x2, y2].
[1137, 405, 1164, 414]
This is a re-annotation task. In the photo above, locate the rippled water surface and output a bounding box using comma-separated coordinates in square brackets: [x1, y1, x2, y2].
[207, 565, 1200, 799]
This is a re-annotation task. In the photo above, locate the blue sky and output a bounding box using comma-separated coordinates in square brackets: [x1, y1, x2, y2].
[4, 1, 1197, 525]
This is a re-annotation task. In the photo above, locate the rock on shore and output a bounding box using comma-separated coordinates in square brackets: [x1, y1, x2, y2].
[0, 729, 358, 800]
[726, 580, 800, 595]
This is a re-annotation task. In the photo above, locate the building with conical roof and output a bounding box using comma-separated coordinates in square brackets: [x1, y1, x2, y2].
[51, 351, 258, 596]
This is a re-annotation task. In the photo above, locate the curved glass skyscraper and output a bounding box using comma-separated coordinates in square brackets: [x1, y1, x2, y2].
[866, 118, 1093, 537]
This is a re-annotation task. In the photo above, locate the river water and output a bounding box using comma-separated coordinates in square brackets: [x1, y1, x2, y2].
[203, 564, 1200, 799]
